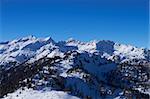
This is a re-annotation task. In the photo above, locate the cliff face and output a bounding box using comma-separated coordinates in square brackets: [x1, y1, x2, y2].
[0, 36, 149, 99]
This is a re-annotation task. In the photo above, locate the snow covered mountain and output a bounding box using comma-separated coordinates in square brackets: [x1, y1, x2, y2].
[0, 36, 149, 99]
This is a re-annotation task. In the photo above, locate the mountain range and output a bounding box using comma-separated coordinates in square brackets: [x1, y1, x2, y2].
[0, 36, 149, 99]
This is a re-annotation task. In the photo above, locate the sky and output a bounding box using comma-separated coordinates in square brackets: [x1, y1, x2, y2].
[0, 0, 149, 48]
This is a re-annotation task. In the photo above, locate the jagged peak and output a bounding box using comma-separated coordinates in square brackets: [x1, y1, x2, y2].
[0, 36, 148, 66]
[44, 36, 55, 44]
[18, 35, 37, 42]
[0, 36, 150, 99]
[8, 35, 36, 44]
[22, 35, 37, 40]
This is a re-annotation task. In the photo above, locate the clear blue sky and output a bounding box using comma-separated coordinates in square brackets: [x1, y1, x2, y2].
[0, 0, 149, 48]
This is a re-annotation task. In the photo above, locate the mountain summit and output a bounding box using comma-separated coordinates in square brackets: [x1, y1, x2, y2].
[0, 36, 149, 99]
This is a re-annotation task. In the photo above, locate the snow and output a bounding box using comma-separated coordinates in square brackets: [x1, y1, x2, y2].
[3, 88, 79, 99]
[114, 43, 145, 60]
[0, 36, 149, 99]
[0, 36, 148, 66]
[47, 49, 64, 58]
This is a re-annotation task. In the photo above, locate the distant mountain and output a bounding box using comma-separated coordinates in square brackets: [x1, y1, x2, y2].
[0, 36, 149, 99]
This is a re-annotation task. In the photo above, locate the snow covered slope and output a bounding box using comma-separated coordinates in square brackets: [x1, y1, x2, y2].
[3, 88, 79, 99]
[0, 36, 148, 66]
[0, 36, 149, 99]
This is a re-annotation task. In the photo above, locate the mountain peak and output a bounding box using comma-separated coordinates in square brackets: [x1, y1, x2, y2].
[0, 36, 149, 99]
[44, 36, 55, 44]
[21, 35, 37, 41]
